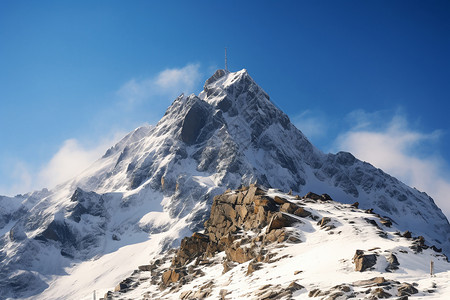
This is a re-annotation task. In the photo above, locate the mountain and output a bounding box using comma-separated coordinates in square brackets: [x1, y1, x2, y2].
[0, 69, 449, 299]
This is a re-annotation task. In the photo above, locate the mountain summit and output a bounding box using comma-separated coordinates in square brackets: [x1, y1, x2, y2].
[0, 69, 449, 299]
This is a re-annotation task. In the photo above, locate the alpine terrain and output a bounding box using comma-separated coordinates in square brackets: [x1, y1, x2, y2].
[0, 69, 449, 299]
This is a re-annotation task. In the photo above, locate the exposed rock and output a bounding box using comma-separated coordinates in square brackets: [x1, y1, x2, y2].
[267, 212, 299, 232]
[402, 231, 412, 238]
[385, 253, 400, 272]
[162, 269, 184, 286]
[288, 281, 304, 292]
[280, 202, 298, 214]
[353, 250, 377, 272]
[172, 232, 210, 267]
[180, 99, 209, 145]
[304, 192, 321, 201]
[293, 207, 311, 218]
[225, 245, 256, 264]
[273, 196, 289, 205]
[397, 283, 418, 296]
[179, 290, 193, 299]
[379, 218, 392, 227]
[317, 217, 331, 228]
[353, 277, 386, 287]
[247, 261, 261, 275]
[371, 287, 392, 298]
[351, 202, 359, 208]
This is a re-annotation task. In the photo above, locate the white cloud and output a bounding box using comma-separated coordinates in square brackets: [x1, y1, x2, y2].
[292, 110, 328, 140]
[117, 63, 201, 105]
[335, 112, 450, 218]
[37, 139, 109, 189]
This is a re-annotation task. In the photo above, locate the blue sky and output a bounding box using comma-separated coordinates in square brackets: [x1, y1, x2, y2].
[1, 1, 449, 217]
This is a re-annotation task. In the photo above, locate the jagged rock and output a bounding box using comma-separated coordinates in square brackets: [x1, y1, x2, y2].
[402, 231, 412, 238]
[317, 217, 331, 227]
[247, 261, 261, 275]
[371, 287, 392, 298]
[265, 228, 286, 243]
[351, 201, 359, 208]
[293, 207, 311, 218]
[114, 280, 129, 292]
[288, 281, 304, 292]
[172, 232, 210, 267]
[280, 202, 298, 214]
[397, 283, 418, 296]
[179, 290, 193, 299]
[308, 288, 325, 297]
[353, 250, 377, 272]
[267, 212, 299, 232]
[385, 253, 400, 272]
[222, 261, 234, 274]
[273, 196, 289, 205]
[162, 269, 183, 286]
[321, 194, 332, 201]
[379, 218, 392, 227]
[225, 245, 256, 263]
[304, 192, 321, 201]
[353, 277, 386, 287]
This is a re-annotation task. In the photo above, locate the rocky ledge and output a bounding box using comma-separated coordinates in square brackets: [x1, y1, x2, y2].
[100, 185, 449, 300]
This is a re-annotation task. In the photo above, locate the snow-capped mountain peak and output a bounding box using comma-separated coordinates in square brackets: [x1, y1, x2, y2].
[0, 68, 448, 299]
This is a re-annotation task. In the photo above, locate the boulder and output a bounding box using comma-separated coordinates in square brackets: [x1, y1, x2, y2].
[385, 253, 399, 272]
[273, 196, 290, 205]
[379, 218, 392, 227]
[317, 217, 331, 228]
[280, 202, 298, 214]
[162, 269, 183, 286]
[267, 213, 299, 232]
[402, 231, 412, 238]
[353, 277, 386, 287]
[350, 202, 359, 208]
[353, 250, 377, 272]
[371, 287, 392, 298]
[397, 283, 418, 296]
[288, 281, 304, 292]
[304, 192, 321, 201]
[293, 207, 311, 218]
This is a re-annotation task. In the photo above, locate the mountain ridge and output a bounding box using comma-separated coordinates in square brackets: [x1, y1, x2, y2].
[0, 68, 448, 299]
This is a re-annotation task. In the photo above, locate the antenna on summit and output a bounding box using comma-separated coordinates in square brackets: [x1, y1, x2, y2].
[225, 47, 228, 72]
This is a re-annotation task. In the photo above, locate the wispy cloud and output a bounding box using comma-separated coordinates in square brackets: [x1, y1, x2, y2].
[292, 110, 328, 140]
[117, 63, 202, 106]
[335, 111, 450, 218]
[37, 136, 120, 189]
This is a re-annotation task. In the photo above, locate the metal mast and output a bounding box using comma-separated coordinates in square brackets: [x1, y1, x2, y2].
[225, 47, 228, 72]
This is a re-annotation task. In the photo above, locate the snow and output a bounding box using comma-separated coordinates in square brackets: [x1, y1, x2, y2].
[106, 192, 450, 299]
[1, 68, 449, 299]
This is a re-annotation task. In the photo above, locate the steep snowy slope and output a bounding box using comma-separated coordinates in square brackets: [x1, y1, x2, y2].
[0, 69, 449, 299]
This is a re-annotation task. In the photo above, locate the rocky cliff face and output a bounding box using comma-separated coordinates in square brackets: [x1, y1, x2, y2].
[100, 186, 449, 300]
[0, 69, 449, 299]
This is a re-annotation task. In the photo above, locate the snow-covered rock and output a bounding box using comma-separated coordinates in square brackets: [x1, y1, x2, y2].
[0, 69, 449, 299]
[100, 187, 450, 300]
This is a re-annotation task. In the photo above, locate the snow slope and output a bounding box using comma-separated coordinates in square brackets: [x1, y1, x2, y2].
[99, 188, 450, 300]
[0, 69, 449, 299]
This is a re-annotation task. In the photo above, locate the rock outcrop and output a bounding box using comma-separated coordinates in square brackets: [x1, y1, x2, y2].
[99, 186, 450, 300]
